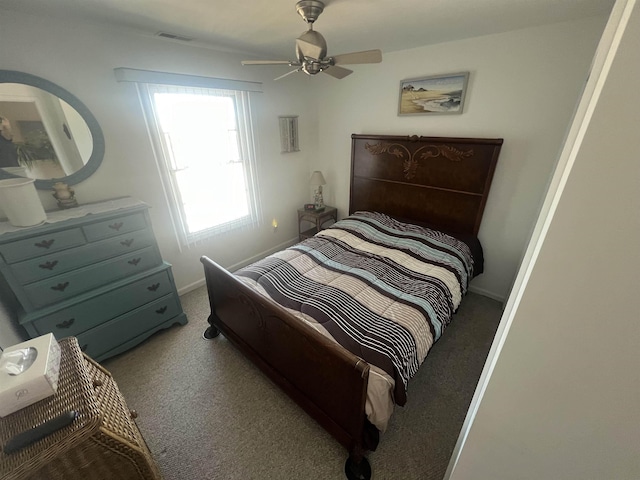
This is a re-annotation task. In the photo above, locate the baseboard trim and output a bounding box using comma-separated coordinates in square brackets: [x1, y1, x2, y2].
[177, 237, 299, 296]
[468, 285, 506, 304]
[226, 237, 299, 272]
[177, 278, 207, 296]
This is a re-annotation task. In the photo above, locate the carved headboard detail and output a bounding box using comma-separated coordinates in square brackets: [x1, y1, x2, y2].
[350, 134, 503, 235]
[364, 142, 475, 180]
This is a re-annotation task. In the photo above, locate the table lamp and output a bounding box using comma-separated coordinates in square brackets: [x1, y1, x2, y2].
[309, 171, 326, 211]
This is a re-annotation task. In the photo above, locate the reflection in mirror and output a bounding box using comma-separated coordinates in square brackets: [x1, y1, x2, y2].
[0, 71, 104, 190]
[0, 83, 93, 179]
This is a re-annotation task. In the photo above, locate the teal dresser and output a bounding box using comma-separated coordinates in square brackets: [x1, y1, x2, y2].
[0, 197, 187, 361]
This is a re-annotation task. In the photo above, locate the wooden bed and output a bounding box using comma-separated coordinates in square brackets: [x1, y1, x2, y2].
[200, 134, 502, 479]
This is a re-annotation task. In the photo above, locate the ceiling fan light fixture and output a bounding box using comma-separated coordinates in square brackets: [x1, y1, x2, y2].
[296, 31, 327, 61]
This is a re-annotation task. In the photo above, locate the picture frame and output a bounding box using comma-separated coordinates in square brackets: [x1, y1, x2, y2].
[278, 115, 299, 153]
[398, 72, 469, 116]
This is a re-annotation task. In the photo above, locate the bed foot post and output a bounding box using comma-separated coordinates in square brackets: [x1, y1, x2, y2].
[203, 325, 220, 339]
[345, 454, 371, 480]
[203, 314, 221, 340]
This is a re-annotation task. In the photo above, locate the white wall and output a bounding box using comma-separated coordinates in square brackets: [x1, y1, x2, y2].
[0, 9, 319, 286]
[312, 17, 607, 300]
[0, 9, 608, 341]
[449, 1, 640, 478]
[0, 8, 319, 344]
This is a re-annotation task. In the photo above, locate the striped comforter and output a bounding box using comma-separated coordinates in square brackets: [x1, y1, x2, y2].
[235, 211, 476, 405]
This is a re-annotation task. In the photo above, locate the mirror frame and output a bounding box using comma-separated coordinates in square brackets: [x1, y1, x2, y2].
[0, 70, 105, 189]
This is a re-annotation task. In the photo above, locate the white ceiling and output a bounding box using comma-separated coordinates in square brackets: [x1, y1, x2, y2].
[1, 0, 614, 60]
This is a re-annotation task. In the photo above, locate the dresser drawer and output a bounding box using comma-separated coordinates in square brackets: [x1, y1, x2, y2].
[11, 228, 156, 285]
[0, 228, 86, 264]
[82, 212, 147, 242]
[31, 269, 173, 337]
[77, 294, 181, 359]
[23, 246, 162, 309]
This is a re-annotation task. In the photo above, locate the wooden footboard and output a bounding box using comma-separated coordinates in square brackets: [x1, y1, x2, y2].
[200, 256, 371, 459]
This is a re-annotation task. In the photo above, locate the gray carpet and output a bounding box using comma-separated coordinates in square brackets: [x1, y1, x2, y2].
[103, 286, 502, 480]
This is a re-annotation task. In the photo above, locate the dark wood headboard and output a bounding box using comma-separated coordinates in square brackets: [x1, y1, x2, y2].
[349, 134, 503, 235]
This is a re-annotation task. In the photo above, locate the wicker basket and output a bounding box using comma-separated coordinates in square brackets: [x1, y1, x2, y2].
[0, 337, 162, 480]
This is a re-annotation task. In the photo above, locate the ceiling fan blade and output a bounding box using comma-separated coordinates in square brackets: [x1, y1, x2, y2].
[322, 66, 353, 79]
[296, 38, 324, 60]
[242, 60, 300, 66]
[331, 49, 382, 65]
[274, 69, 302, 81]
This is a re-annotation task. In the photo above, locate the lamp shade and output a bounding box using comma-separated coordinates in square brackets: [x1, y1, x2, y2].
[309, 171, 326, 186]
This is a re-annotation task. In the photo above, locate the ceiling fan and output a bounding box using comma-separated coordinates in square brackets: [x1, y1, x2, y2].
[241, 0, 382, 80]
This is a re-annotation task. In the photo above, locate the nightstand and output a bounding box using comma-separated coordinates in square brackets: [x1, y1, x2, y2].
[297, 206, 337, 241]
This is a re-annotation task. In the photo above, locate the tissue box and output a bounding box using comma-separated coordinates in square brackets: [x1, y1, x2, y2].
[0, 333, 61, 417]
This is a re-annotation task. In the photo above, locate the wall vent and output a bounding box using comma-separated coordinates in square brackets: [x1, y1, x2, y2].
[156, 32, 194, 42]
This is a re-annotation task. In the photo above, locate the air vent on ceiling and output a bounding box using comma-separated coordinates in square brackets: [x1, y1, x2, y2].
[156, 32, 194, 42]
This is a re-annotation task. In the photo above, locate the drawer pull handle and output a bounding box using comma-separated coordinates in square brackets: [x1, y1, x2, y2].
[35, 239, 55, 249]
[80, 344, 88, 352]
[39, 260, 59, 270]
[51, 282, 70, 292]
[130, 409, 138, 419]
[147, 283, 160, 292]
[56, 318, 75, 329]
[128, 258, 141, 266]
[121, 238, 134, 247]
[155, 306, 168, 314]
[92, 379, 103, 388]
[109, 221, 124, 231]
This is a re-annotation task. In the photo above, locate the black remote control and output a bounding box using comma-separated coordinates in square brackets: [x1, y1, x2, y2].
[3, 410, 78, 454]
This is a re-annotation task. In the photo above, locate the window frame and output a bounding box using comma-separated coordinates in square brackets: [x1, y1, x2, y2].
[129, 73, 263, 248]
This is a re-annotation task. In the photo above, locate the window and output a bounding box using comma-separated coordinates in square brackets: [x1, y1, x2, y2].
[115, 69, 263, 247]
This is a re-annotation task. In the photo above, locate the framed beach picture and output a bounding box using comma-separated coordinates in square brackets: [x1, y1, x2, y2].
[398, 72, 469, 116]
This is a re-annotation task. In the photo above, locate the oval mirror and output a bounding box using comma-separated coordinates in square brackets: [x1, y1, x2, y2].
[0, 70, 104, 189]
